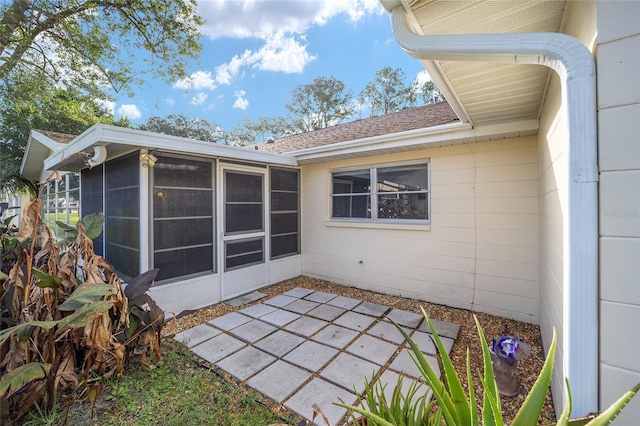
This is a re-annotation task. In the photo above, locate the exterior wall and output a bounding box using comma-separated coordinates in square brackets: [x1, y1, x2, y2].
[596, 0, 640, 422]
[300, 137, 539, 323]
[536, 0, 598, 415]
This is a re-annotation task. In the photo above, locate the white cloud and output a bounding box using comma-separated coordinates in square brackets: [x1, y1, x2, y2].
[174, 70, 216, 90]
[96, 99, 116, 115]
[197, 0, 383, 39]
[164, 98, 175, 106]
[190, 92, 208, 105]
[214, 32, 315, 85]
[415, 70, 433, 86]
[117, 104, 142, 120]
[233, 90, 249, 110]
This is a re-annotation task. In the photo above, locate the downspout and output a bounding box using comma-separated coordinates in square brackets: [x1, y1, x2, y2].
[87, 146, 107, 168]
[388, 6, 598, 417]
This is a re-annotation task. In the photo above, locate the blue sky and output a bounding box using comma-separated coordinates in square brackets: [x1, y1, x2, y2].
[109, 0, 431, 134]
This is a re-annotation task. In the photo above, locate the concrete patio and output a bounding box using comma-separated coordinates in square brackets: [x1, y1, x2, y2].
[173, 287, 460, 425]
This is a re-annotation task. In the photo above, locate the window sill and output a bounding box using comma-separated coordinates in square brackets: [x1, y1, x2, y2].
[325, 220, 431, 231]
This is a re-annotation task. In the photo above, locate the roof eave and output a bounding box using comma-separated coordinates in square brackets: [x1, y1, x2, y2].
[20, 130, 67, 182]
[43, 124, 298, 171]
[293, 119, 538, 164]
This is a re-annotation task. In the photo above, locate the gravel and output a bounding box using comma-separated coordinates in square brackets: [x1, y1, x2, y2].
[162, 276, 556, 424]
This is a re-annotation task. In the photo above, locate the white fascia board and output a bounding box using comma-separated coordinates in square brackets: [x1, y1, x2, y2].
[20, 130, 69, 180]
[292, 119, 538, 163]
[44, 124, 297, 170]
[389, 6, 598, 417]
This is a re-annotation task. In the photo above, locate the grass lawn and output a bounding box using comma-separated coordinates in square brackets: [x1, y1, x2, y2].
[22, 348, 292, 426]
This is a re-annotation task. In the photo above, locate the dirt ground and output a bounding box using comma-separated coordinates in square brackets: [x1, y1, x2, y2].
[163, 276, 556, 424]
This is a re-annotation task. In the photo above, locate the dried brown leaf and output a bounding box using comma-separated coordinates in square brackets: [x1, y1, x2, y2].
[16, 200, 40, 242]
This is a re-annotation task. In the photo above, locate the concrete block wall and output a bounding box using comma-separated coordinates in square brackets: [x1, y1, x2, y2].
[300, 137, 539, 323]
[596, 0, 640, 422]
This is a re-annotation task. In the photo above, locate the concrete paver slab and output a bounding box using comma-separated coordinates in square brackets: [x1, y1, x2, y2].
[259, 309, 300, 327]
[385, 308, 424, 328]
[367, 321, 410, 344]
[284, 340, 339, 371]
[334, 311, 377, 332]
[173, 324, 221, 348]
[389, 349, 439, 380]
[327, 295, 362, 310]
[353, 301, 389, 317]
[284, 298, 321, 314]
[285, 378, 356, 426]
[304, 291, 337, 303]
[307, 304, 346, 321]
[417, 318, 461, 339]
[264, 294, 299, 308]
[247, 360, 311, 403]
[312, 324, 359, 349]
[216, 346, 277, 381]
[285, 316, 330, 337]
[346, 334, 398, 366]
[208, 312, 252, 331]
[410, 330, 455, 355]
[225, 291, 266, 307]
[321, 352, 380, 394]
[254, 330, 306, 357]
[191, 333, 246, 364]
[282, 287, 314, 298]
[239, 303, 278, 318]
[229, 319, 277, 343]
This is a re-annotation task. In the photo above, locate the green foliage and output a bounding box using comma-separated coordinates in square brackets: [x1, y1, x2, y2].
[338, 309, 639, 425]
[138, 114, 223, 143]
[359, 67, 417, 117]
[0, 194, 165, 424]
[286, 76, 354, 132]
[224, 115, 290, 146]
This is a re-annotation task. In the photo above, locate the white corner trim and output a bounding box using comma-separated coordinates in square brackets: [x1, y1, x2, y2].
[389, 6, 598, 417]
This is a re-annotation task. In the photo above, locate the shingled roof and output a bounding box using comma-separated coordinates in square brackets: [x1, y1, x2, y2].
[34, 130, 77, 144]
[254, 101, 458, 154]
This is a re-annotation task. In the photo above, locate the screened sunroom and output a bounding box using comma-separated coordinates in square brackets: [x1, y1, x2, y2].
[24, 125, 302, 315]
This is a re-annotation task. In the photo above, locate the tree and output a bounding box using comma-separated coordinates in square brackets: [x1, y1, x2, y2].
[0, 0, 203, 191]
[286, 76, 353, 133]
[418, 79, 445, 104]
[138, 114, 223, 143]
[223, 116, 289, 146]
[0, 1, 203, 97]
[0, 76, 118, 193]
[359, 67, 417, 116]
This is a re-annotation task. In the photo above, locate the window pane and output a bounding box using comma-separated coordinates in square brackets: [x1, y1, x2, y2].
[332, 195, 370, 218]
[106, 218, 139, 248]
[271, 168, 298, 191]
[377, 165, 428, 192]
[271, 192, 298, 211]
[154, 246, 213, 281]
[225, 172, 262, 202]
[154, 218, 213, 250]
[271, 212, 298, 235]
[105, 243, 139, 280]
[378, 193, 428, 219]
[154, 157, 212, 188]
[81, 166, 104, 255]
[225, 204, 263, 233]
[332, 170, 370, 194]
[153, 189, 213, 218]
[225, 238, 264, 270]
[106, 187, 139, 217]
[106, 154, 139, 190]
[271, 234, 298, 258]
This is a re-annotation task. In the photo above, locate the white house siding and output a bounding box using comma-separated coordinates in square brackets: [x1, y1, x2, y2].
[300, 137, 539, 323]
[535, 0, 598, 415]
[596, 0, 640, 422]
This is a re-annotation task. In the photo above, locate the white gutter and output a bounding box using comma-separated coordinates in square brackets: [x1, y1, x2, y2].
[388, 6, 598, 417]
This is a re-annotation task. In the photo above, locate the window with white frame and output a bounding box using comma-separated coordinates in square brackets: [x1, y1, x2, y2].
[42, 172, 80, 235]
[331, 162, 430, 222]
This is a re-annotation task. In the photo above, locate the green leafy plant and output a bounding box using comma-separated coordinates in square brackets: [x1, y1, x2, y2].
[338, 308, 640, 425]
[0, 192, 164, 424]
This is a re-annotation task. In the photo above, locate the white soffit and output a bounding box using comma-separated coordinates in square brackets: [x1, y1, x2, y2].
[406, 0, 567, 125]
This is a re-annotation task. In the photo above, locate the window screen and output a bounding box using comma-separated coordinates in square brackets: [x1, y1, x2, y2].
[270, 168, 300, 259]
[153, 155, 214, 282]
